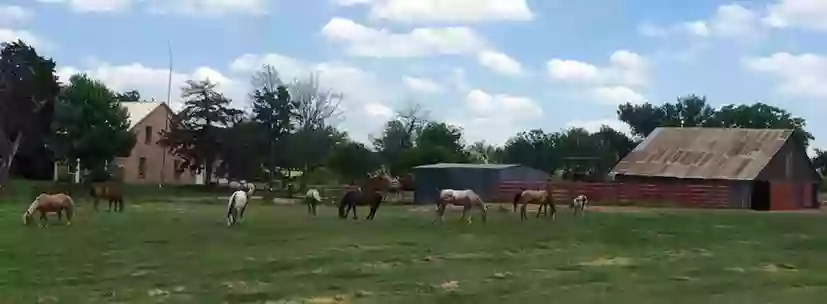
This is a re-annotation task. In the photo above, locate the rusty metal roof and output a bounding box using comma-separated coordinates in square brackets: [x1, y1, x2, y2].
[610, 127, 795, 180]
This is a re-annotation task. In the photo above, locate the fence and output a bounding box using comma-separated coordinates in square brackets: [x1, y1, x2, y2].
[497, 181, 731, 208]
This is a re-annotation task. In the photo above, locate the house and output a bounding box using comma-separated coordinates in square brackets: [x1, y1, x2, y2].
[610, 127, 822, 210]
[113, 102, 202, 185]
[413, 163, 549, 204]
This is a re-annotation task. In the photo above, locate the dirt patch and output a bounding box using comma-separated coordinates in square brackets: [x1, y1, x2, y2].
[760, 263, 798, 273]
[581, 257, 634, 267]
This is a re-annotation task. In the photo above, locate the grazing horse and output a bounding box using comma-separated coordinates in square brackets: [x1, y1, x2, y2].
[435, 189, 488, 224]
[513, 189, 556, 221]
[22, 193, 75, 227]
[338, 187, 384, 220]
[305, 188, 323, 216]
[226, 182, 255, 226]
[90, 183, 124, 212]
[571, 195, 588, 216]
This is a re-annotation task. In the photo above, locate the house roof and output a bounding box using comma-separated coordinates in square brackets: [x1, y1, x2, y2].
[610, 127, 795, 180]
[414, 163, 520, 169]
[120, 102, 168, 130]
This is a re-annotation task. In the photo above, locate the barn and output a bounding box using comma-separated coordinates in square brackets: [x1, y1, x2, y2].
[413, 163, 549, 204]
[610, 127, 822, 210]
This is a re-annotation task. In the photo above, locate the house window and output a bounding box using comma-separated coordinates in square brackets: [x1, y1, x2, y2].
[138, 157, 147, 179]
[144, 126, 153, 144]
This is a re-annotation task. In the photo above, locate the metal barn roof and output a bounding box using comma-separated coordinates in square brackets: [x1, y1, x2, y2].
[413, 163, 520, 169]
[610, 127, 795, 180]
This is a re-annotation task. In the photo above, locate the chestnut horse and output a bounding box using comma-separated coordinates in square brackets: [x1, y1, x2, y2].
[512, 189, 556, 221]
[90, 182, 124, 212]
[22, 193, 75, 226]
[338, 174, 391, 220]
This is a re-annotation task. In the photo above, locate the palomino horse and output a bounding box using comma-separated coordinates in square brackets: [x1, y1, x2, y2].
[226, 182, 255, 226]
[90, 182, 124, 212]
[435, 189, 488, 224]
[513, 189, 556, 221]
[22, 193, 76, 227]
[571, 195, 588, 216]
[305, 188, 323, 216]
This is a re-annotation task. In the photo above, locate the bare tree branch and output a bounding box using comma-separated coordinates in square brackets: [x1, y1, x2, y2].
[289, 72, 344, 130]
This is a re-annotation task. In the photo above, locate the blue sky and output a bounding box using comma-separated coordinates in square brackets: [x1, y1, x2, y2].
[3, 0, 827, 151]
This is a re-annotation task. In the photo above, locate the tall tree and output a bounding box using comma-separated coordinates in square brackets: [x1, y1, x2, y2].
[467, 141, 503, 164]
[115, 90, 141, 102]
[50, 74, 136, 180]
[159, 79, 242, 185]
[398, 122, 470, 169]
[502, 129, 558, 173]
[0, 40, 60, 186]
[618, 95, 813, 147]
[216, 119, 265, 181]
[250, 65, 295, 187]
[372, 103, 429, 174]
[287, 73, 344, 188]
[328, 140, 381, 183]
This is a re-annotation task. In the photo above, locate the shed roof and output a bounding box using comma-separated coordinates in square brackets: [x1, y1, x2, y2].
[120, 102, 169, 130]
[610, 127, 795, 180]
[414, 163, 520, 169]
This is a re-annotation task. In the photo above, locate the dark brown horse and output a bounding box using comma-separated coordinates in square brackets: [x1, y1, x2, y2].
[90, 182, 124, 212]
[338, 175, 391, 220]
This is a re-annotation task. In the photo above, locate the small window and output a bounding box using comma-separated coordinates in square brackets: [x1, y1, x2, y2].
[144, 126, 153, 144]
[138, 157, 147, 179]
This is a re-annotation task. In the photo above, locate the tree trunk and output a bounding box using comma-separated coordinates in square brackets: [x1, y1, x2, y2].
[0, 131, 23, 188]
[205, 161, 214, 186]
[267, 139, 275, 190]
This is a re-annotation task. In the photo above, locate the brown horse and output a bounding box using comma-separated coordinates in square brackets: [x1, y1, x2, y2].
[512, 189, 556, 221]
[338, 174, 390, 220]
[90, 183, 124, 212]
[22, 193, 76, 226]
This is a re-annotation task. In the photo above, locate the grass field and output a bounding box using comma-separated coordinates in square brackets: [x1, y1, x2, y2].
[2, 200, 827, 303]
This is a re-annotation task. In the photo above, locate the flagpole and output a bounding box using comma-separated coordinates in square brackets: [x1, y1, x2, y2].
[160, 39, 172, 187]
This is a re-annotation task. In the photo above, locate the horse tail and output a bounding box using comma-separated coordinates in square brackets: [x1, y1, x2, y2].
[512, 191, 522, 211]
[227, 192, 238, 217]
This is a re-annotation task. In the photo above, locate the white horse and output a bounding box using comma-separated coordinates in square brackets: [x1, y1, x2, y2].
[305, 188, 323, 216]
[435, 189, 488, 224]
[226, 182, 255, 226]
[571, 194, 588, 216]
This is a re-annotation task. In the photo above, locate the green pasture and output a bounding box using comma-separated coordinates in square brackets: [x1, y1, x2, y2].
[1, 197, 827, 303]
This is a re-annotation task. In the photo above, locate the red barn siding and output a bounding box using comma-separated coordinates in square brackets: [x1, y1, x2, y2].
[498, 181, 731, 208]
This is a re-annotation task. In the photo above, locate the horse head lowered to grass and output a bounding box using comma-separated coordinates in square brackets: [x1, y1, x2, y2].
[23, 193, 75, 227]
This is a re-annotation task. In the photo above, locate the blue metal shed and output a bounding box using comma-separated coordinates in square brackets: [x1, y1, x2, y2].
[412, 163, 549, 204]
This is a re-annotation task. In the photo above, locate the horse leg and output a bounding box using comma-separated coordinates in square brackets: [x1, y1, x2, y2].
[535, 203, 544, 218]
[351, 204, 358, 220]
[57, 209, 63, 221]
[238, 204, 247, 223]
[477, 202, 488, 223]
[520, 203, 528, 221]
[66, 208, 73, 226]
[434, 203, 447, 223]
[306, 200, 312, 216]
[312, 202, 318, 216]
[461, 205, 472, 224]
[39, 211, 48, 227]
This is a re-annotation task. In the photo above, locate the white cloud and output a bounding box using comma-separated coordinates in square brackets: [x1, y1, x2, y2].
[743, 52, 827, 99]
[591, 86, 647, 105]
[36, 0, 268, 15]
[0, 28, 46, 48]
[364, 102, 394, 119]
[0, 5, 33, 24]
[465, 89, 542, 119]
[35, 0, 133, 12]
[402, 76, 442, 93]
[566, 119, 631, 135]
[56, 62, 244, 110]
[477, 50, 523, 76]
[339, 0, 534, 23]
[764, 0, 827, 30]
[547, 50, 650, 88]
[640, 4, 763, 39]
[321, 17, 487, 57]
[450, 67, 470, 91]
[147, 0, 268, 16]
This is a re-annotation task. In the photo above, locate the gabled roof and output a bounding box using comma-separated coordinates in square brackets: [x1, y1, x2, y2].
[120, 102, 172, 130]
[610, 127, 795, 180]
[414, 163, 520, 169]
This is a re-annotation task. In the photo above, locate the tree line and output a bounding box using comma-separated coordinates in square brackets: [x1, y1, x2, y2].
[0, 39, 821, 189]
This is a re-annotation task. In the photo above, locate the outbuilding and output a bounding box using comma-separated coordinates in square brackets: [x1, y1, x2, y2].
[413, 163, 549, 204]
[610, 127, 822, 210]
